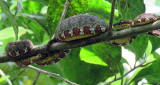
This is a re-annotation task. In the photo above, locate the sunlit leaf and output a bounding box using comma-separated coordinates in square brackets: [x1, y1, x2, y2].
[0, 0, 18, 41]
[80, 46, 108, 66]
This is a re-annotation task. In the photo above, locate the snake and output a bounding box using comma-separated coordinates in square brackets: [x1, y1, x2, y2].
[5, 40, 34, 66]
[109, 13, 160, 45]
[135, 13, 160, 36]
[5, 13, 160, 66]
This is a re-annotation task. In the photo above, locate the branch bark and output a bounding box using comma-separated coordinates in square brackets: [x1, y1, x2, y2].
[108, 0, 116, 36]
[0, 20, 160, 63]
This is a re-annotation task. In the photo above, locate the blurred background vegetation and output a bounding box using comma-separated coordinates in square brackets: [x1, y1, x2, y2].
[0, 0, 160, 85]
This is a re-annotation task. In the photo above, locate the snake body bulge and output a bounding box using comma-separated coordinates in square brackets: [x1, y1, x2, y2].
[5, 40, 34, 66]
[110, 13, 160, 45]
[38, 14, 109, 65]
[134, 13, 160, 36]
[5, 40, 33, 57]
[54, 14, 109, 41]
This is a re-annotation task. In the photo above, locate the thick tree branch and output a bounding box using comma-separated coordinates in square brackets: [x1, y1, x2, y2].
[0, 21, 160, 63]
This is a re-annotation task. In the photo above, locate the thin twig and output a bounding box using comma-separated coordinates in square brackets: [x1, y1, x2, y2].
[56, 0, 70, 31]
[104, 64, 143, 85]
[121, 78, 123, 85]
[61, 0, 70, 22]
[27, 65, 78, 85]
[46, 0, 70, 52]
[33, 66, 43, 85]
[11, 68, 27, 82]
[104, 60, 155, 85]
[108, 0, 116, 36]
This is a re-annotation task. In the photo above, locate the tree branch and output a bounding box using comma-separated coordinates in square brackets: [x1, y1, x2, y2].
[27, 65, 78, 85]
[108, 0, 116, 36]
[11, 68, 27, 82]
[60, 0, 70, 22]
[104, 60, 157, 85]
[33, 66, 43, 85]
[0, 20, 160, 63]
[55, 0, 70, 34]
[104, 63, 143, 85]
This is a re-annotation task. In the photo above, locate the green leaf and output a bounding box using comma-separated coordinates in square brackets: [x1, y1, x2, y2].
[145, 40, 152, 58]
[80, 46, 108, 66]
[124, 34, 148, 61]
[87, 0, 118, 23]
[0, 0, 18, 41]
[0, 26, 30, 53]
[59, 48, 114, 85]
[22, 0, 42, 13]
[116, 0, 145, 20]
[129, 56, 160, 84]
[47, 0, 88, 37]
[149, 36, 160, 53]
[92, 42, 121, 71]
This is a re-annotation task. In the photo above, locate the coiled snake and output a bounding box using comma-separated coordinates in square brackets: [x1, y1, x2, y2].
[5, 13, 160, 66]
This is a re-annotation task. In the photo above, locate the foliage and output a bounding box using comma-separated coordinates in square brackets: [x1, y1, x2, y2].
[0, 0, 160, 85]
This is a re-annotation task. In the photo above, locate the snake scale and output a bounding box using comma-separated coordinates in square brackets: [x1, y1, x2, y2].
[5, 13, 160, 66]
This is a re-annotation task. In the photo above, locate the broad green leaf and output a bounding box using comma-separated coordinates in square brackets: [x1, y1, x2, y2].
[92, 42, 121, 72]
[120, 57, 130, 65]
[124, 34, 148, 61]
[87, 0, 118, 23]
[129, 55, 160, 84]
[0, 27, 28, 40]
[22, 0, 42, 13]
[47, 0, 88, 37]
[0, 0, 18, 41]
[59, 48, 114, 85]
[149, 36, 160, 53]
[145, 40, 152, 58]
[80, 46, 108, 66]
[116, 0, 145, 20]
[0, 26, 31, 53]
